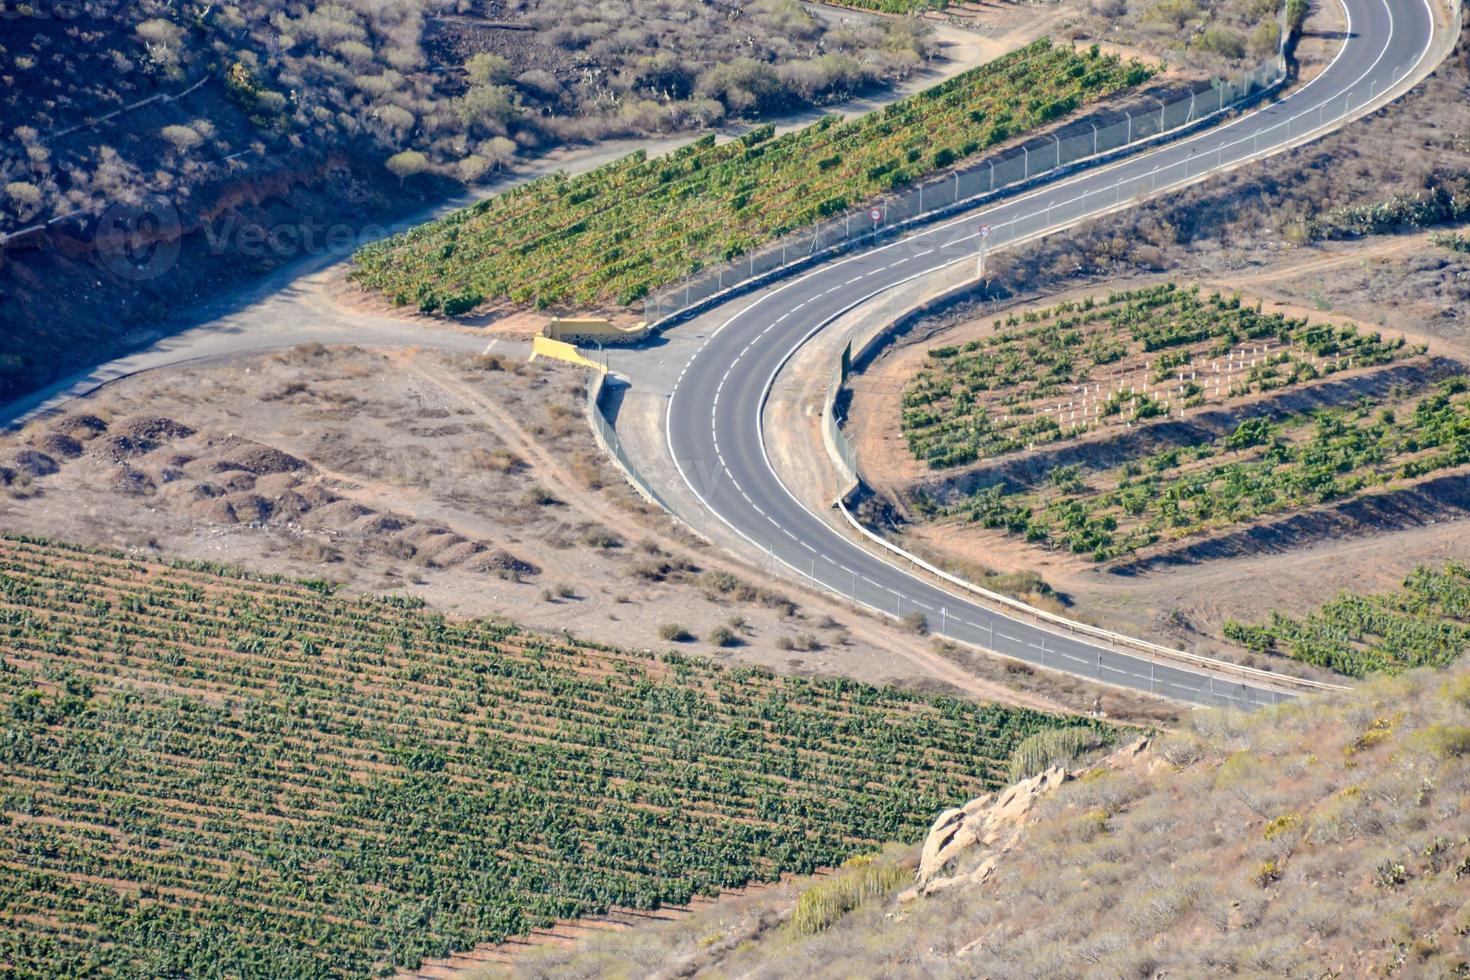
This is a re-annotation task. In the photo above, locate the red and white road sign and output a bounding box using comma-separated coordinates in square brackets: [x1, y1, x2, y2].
[869, 206, 883, 222]
[978, 223, 991, 239]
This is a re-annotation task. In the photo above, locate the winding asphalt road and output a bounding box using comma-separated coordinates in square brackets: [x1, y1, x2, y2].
[665, 0, 1442, 708]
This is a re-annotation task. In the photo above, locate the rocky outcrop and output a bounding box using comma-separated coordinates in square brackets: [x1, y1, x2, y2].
[901, 766, 1070, 902]
[900, 736, 1152, 902]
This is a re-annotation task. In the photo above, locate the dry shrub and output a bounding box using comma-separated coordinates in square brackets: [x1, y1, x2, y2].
[578, 526, 622, 549]
[470, 447, 524, 473]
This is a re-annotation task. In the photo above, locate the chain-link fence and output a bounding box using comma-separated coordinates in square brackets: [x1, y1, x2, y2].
[644, 58, 1286, 325]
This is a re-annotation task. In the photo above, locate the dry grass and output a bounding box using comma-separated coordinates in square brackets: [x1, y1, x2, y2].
[503, 661, 1470, 976]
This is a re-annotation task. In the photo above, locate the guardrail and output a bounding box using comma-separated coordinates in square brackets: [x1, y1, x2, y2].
[643, 55, 1287, 328]
[586, 2, 1466, 699]
[818, 260, 1347, 695]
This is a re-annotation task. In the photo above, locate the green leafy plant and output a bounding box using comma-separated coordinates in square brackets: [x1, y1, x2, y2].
[0, 534, 1097, 977]
[352, 41, 1154, 312]
[1223, 563, 1470, 677]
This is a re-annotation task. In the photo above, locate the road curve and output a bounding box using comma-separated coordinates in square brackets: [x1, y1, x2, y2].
[665, 0, 1441, 708]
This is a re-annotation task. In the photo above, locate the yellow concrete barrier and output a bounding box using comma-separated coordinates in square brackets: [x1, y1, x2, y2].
[529, 335, 606, 372]
[544, 317, 650, 345]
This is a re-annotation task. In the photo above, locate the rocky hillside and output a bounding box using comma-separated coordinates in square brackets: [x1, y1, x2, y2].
[1, 0, 930, 237]
[0, 0, 931, 407]
[508, 663, 1470, 976]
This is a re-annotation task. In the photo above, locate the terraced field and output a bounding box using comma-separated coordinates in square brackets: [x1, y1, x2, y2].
[902, 284, 1422, 469]
[0, 535, 1088, 978]
[922, 378, 1470, 562]
[1224, 562, 1470, 676]
[350, 40, 1153, 312]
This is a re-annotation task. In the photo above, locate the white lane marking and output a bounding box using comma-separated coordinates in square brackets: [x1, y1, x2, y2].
[665, 0, 1412, 706]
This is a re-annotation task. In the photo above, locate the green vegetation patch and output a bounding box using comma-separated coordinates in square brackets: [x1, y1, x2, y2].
[1307, 173, 1470, 240]
[902, 283, 1421, 469]
[1431, 231, 1470, 253]
[1224, 563, 1470, 677]
[923, 378, 1470, 562]
[350, 40, 1153, 311]
[0, 535, 1094, 978]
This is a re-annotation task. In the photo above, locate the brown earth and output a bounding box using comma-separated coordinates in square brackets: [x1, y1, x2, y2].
[401, 874, 811, 979]
[0, 344, 1102, 721]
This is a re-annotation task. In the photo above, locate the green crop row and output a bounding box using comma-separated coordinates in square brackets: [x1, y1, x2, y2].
[1223, 563, 1470, 677]
[0, 534, 1095, 978]
[902, 283, 1419, 469]
[350, 40, 1153, 312]
[921, 378, 1470, 562]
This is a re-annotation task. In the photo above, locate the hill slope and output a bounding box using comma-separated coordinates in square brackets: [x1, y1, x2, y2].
[511, 662, 1470, 976]
[0, 534, 1095, 977]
